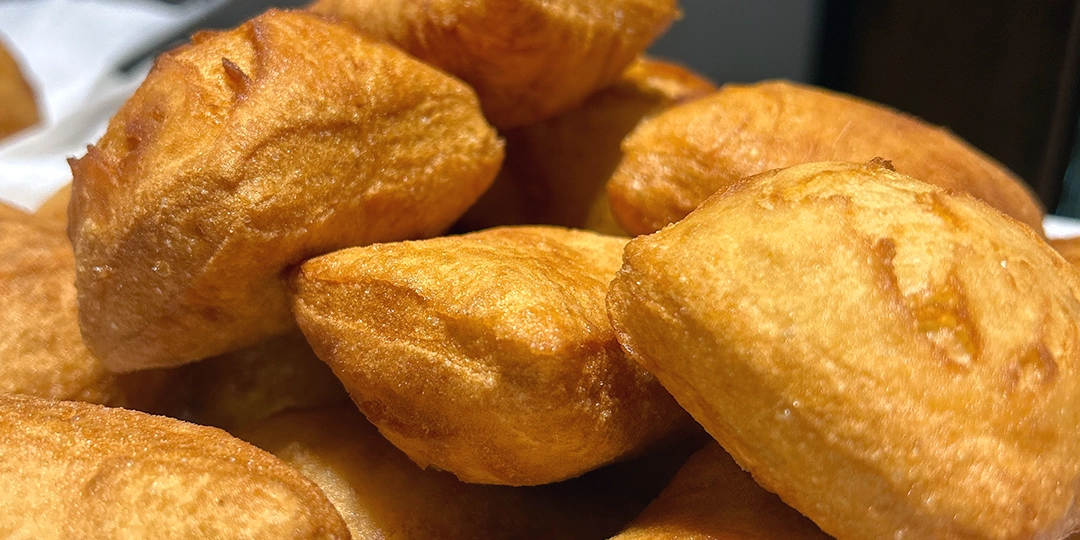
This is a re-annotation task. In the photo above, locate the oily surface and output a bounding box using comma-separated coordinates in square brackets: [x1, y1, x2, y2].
[608, 161, 1080, 539]
[0, 394, 349, 539]
[290, 226, 692, 485]
[309, 0, 680, 128]
[238, 404, 672, 540]
[172, 332, 351, 433]
[0, 203, 170, 410]
[607, 80, 1045, 235]
[0, 38, 39, 141]
[456, 56, 715, 235]
[610, 441, 829, 540]
[68, 9, 503, 372]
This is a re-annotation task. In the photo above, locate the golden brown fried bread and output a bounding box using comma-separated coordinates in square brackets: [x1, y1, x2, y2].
[607, 161, 1080, 540]
[610, 442, 829, 540]
[0, 394, 349, 538]
[0, 200, 27, 220]
[33, 183, 71, 233]
[0, 203, 170, 410]
[608, 80, 1045, 235]
[175, 331, 350, 432]
[0, 37, 39, 141]
[1050, 236, 1080, 269]
[290, 226, 692, 485]
[309, 0, 680, 129]
[456, 57, 715, 235]
[68, 9, 503, 372]
[238, 404, 670, 540]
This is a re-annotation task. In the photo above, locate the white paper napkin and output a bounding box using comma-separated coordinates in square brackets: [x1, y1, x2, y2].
[0, 0, 224, 211]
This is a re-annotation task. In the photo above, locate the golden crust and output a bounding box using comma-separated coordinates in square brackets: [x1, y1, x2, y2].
[0, 394, 349, 538]
[0, 37, 39, 141]
[32, 183, 71, 234]
[68, 9, 503, 372]
[456, 56, 715, 235]
[1050, 237, 1080, 270]
[0, 203, 171, 410]
[610, 442, 829, 540]
[289, 226, 693, 485]
[607, 161, 1080, 539]
[607, 80, 1045, 236]
[308, 0, 680, 128]
[174, 332, 351, 433]
[238, 404, 668, 539]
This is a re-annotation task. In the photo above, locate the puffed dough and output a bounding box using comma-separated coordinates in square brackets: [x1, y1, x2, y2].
[1050, 237, 1080, 270]
[0, 37, 39, 141]
[172, 332, 350, 433]
[238, 404, 660, 540]
[32, 183, 71, 234]
[290, 226, 693, 485]
[607, 80, 1045, 235]
[309, 0, 680, 128]
[0, 394, 349, 538]
[609, 441, 830, 540]
[456, 56, 715, 235]
[0, 203, 171, 410]
[607, 161, 1080, 540]
[68, 9, 502, 372]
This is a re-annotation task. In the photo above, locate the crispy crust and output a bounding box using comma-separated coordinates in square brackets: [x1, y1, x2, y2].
[1050, 236, 1080, 270]
[608, 161, 1080, 539]
[309, 0, 680, 128]
[456, 56, 715, 235]
[607, 81, 1045, 236]
[0, 203, 172, 410]
[68, 10, 503, 371]
[0, 394, 349, 538]
[290, 226, 693, 485]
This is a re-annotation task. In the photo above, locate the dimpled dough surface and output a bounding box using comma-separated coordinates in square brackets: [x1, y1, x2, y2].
[607, 161, 1080, 540]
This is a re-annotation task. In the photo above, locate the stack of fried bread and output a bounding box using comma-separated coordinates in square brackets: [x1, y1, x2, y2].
[1, 2, 1077, 539]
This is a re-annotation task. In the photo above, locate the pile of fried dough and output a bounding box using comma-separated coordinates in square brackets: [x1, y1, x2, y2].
[2, 1, 1079, 539]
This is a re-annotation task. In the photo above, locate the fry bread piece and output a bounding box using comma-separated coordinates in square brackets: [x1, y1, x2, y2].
[309, 0, 680, 129]
[0, 200, 27, 220]
[290, 226, 693, 485]
[0, 37, 39, 141]
[175, 331, 350, 432]
[608, 80, 1045, 235]
[610, 442, 829, 540]
[607, 161, 1080, 539]
[0, 203, 170, 410]
[1050, 237, 1080, 270]
[68, 9, 503, 372]
[33, 183, 71, 233]
[0, 394, 349, 538]
[456, 57, 715, 235]
[238, 404, 682, 540]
